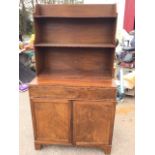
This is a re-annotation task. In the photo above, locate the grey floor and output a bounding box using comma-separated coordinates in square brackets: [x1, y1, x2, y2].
[19, 91, 135, 155]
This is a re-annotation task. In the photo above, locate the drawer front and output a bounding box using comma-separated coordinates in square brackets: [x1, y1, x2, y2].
[29, 85, 116, 100]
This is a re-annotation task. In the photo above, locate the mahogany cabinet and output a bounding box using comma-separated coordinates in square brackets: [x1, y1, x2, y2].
[29, 4, 117, 154]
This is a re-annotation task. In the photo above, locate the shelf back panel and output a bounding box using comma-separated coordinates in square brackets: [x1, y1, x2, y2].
[35, 18, 116, 44]
[34, 4, 117, 17]
[35, 47, 114, 77]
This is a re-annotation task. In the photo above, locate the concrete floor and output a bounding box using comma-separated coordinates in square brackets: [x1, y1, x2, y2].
[19, 91, 134, 155]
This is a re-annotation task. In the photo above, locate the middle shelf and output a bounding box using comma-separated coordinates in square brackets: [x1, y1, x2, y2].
[34, 43, 115, 48]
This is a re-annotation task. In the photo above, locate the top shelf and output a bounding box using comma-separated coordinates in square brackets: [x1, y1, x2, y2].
[34, 4, 117, 18]
[34, 15, 117, 19]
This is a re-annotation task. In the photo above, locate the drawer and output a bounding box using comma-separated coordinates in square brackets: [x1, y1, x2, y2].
[29, 85, 116, 100]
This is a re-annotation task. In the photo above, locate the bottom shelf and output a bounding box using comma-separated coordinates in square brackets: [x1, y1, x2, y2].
[30, 71, 116, 87]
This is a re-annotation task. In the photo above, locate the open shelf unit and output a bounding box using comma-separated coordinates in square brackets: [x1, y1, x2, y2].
[33, 4, 117, 82]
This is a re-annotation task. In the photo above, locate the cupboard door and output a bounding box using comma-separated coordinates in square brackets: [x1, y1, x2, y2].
[73, 101, 115, 145]
[31, 99, 71, 144]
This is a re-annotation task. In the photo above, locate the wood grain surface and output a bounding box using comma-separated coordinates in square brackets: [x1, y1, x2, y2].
[31, 99, 71, 144]
[34, 47, 115, 78]
[35, 18, 116, 44]
[34, 4, 117, 17]
[73, 101, 115, 145]
[30, 4, 117, 154]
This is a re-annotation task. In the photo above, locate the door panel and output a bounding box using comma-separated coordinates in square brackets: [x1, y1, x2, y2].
[73, 101, 115, 145]
[32, 99, 71, 144]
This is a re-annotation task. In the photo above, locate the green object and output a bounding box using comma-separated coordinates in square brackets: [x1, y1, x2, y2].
[26, 51, 34, 58]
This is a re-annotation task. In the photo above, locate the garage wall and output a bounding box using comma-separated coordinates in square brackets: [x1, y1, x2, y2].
[84, 0, 125, 31]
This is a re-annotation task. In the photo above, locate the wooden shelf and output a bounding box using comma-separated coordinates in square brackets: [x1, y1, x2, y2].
[35, 43, 115, 48]
[33, 4, 117, 18]
[30, 71, 116, 87]
[34, 15, 117, 19]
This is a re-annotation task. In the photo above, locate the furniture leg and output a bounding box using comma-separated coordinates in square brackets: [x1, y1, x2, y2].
[102, 145, 111, 155]
[35, 143, 42, 150]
